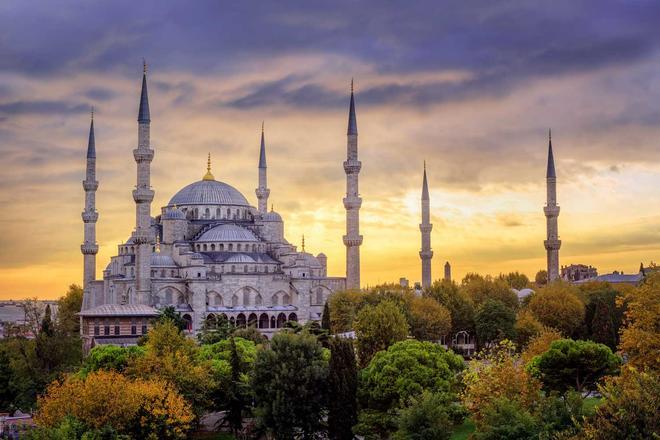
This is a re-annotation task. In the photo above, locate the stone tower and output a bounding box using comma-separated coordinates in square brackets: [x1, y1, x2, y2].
[81, 111, 99, 296]
[544, 130, 561, 282]
[255, 122, 270, 214]
[133, 63, 155, 305]
[419, 162, 433, 288]
[444, 261, 451, 282]
[343, 80, 362, 290]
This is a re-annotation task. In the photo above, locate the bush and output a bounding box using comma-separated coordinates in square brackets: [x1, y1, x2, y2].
[394, 391, 465, 440]
[472, 398, 541, 440]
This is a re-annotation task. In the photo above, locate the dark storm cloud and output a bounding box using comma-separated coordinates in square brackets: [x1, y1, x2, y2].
[0, 100, 88, 115]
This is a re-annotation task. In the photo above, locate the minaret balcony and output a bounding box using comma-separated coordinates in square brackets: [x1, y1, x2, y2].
[343, 235, 363, 246]
[132, 188, 155, 203]
[419, 250, 434, 259]
[544, 239, 561, 251]
[419, 224, 433, 233]
[255, 188, 270, 199]
[80, 243, 99, 255]
[343, 197, 362, 210]
[81, 211, 99, 223]
[133, 148, 154, 163]
[82, 180, 99, 191]
[543, 205, 560, 216]
[343, 160, 362, 174]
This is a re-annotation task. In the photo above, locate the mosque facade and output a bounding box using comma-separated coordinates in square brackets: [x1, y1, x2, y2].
[79, 66, 357, 347]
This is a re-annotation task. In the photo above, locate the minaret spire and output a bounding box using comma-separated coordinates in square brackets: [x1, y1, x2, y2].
[81, 110, 99, 309]
[419, 162, 433, 289]
[544, 129, 561, 282]
[133, 62, 155, 305]
[203, 153, 215, 180]
[343, 79, 363, 289]
[256, 122, 270, 214]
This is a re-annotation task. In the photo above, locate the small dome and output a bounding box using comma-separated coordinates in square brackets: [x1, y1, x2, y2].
[162, 206, 186, 220]
[151, 254, 176, 266]
[296, 252, 322, 268]
[169, 180, 249, 207]
[262, 211, 283, 222]
[198, 224, 259, 242]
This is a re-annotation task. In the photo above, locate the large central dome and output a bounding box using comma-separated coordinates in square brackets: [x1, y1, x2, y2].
[168, 180, 250, 207]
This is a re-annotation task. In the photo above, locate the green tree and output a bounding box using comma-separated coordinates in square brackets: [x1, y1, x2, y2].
[327, 290, 363, 333]
[409, 296, 452, 341]
[514, 309, 544, 348]
[252, 332, 328, 439]
[471, 398, 542, 440]
[535, 270, 548, 286]
[40, 304, 54, 337]
[578, 367, 659, 439]
[227, 337, 246, 434]
[197, 314, 232, 345]
[498, 272, 530, 290]
[426, 280, 476, 336]
[394, 391, 464, 440]
[355, 340, 464, 437]
[528, 339, 621, 394]
[79, 345, 145, 376]
[528, 282, 584, 336]
[157, 306, 188, 331]
[578, 282, 626, 350]
[56, 284, 84, 335]
[462, 275, 519, 310]
[327, 338, 358, 440]
[0, 346, 15, 411]
[475, 299, 516, 346]
[354, 301, 409, 367]
[321, 302, 331, 331]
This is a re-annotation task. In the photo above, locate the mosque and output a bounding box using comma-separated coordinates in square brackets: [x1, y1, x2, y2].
[79, 66, 361, 347]
[79, 64, 561, 350]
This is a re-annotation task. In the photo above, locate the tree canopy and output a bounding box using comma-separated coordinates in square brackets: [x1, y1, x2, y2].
[354, 300, 409, 367]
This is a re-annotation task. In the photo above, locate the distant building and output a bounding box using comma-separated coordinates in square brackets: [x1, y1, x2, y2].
[561, 264, 597, 282]
[0, 410, 34, 437]
[574, 270, 643, 286]
[0, 300, 58, 339]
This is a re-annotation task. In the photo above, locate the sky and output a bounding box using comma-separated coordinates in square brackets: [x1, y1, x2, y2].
[1, 0, 660, 299]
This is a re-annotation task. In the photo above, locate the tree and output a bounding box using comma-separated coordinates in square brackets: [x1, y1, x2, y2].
[354, 300, 409, 367]
[233, 326, 268, 345]
[463, 341, 543, 425]
[535, 270, 548, 286]
[409, 296, 452, 341]
[618, 273, 660, 371]
[35, 370, 194, 439]
[40, 304, 54, 337]
[514, 309, 544, 348]
[471, 398, 542, 440]
[79, 345, 145, 376]
[227, 337, 246, 434]
[0, 346, 15, 411]
[578, 282, 626, 350]
[528, 283, 584, 336]
[498, 272, 530, 290]
[127, 320, 216, 416]
[394, 391, 463, 440]
[252, 332, 328, 439]
[462, 276, 519, 310]
[528, 339, 621, 394]
[578, 367, 659, 439]
[475, 299, 516, 346]
[157, 306, 188, 331]
[520, 327, 562, 364]
[327, 338, 358, 440]
[327, 290, 363, 333]
[355, 340, 464, 437]
[321, 302, 331, 331]
[427, 280, 476, 336]
[56, 284, 84, 335]
[197, 314, 232, 345]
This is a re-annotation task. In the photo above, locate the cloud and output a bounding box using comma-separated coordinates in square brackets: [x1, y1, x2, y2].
[0, 100, 89, 115]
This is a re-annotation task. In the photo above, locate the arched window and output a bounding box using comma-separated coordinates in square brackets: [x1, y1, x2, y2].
[259, 313, 269, 329]
[182, 314, 193, 332]
[243, 265, 248, 273]
[288, 313, 298, 322]
[229, 244, 233, 251]
[216, 208, 221, 218]
[236, 313, 246, 327]
[194, 208, 199, 218]
[232, 295, 239, 307]
[231, 265, 236, 273]
[203, 244, 208, 251]
[316, 288, 323, 305]
[243, 289, 250, 306]
[277, 313, 286, 328]
[214, 294, 223, 306]
[219, 244, 224, 251]
[255, 294, 263, 306]
[271, 293, 279, 306]
[270, 316, 276, 328]
[248, 313, 258, 328]
[226, 208, 231, 218]
[283, 294, 291, 304]
[252, 244, 256, 252]
[211, 244, 215, 251]
[205, 208, 210, 218]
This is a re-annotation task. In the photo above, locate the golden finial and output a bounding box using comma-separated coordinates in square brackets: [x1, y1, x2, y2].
[155, 234, 161, 253]
[202, 153, 215, 181]
[423, 160, 426, 171]
[91, 106, 94, 121]
[351, 78, 354, 93]
[271, 204, 274, 212]
[302, 234, 305, 252]
[143, 58, 147, 74]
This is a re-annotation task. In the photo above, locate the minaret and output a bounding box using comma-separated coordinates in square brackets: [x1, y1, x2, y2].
[419, 162, 433, 288]
[544, 129, 561, 282]
[81, 109, 99, 299]
[343, 80, 363, 290]
[133, 62, 155, 305]
[255, 122, 270, 214]
[444, 261, 451, 282]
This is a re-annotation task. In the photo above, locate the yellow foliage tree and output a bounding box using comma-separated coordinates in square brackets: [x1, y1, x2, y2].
[409, 296, 452, 341]
[528, 282, 584, 336]
[618, 273, 660, 371]
[462, 340, 543, 425]
[35, 370, 194, 439]
[514, 309, 544, 348]
[521, 327, 563, 364]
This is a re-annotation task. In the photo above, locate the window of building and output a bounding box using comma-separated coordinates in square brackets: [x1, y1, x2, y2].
[114, 325, 120, 335]
[141, 324, 147, 334]
[94, 325, 100, 336]
[131, 325, 137, 335]
[237, 244, 241, 251]
[104, 325, 110, 335]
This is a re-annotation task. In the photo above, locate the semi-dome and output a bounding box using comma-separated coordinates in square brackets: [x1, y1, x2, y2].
[151, 253, 177, 266]
[162, 206, 186, 220]
[168, 180, 250, 207]
[198, 224, 259, 242]
[262, 211, 282, 222]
